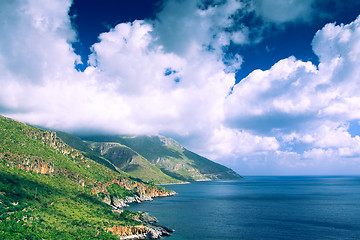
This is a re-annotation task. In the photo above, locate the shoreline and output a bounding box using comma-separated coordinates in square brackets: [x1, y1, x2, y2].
[122, 179, 243, 239]
[109, 192, 176, 239]
[161, 181, 190, 186]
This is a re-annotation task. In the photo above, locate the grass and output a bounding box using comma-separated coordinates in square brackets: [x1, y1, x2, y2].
[81, 134, 241, 181]
[0, 166, 123, 239]
[0, 115, 172, 239]
[57, 133, 182, 184]
[106, 184, 133, 199]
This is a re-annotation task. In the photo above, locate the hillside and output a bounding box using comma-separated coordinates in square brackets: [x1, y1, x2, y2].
[57, 131, 182, 184]
[74, 135, 242, 182]
[0, 115, 175, 239]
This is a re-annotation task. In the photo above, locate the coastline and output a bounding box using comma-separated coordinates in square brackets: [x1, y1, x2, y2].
[161, 181, 190, 186]
[119, 178, 239, 239]
[161, 178, 221, 186]
[106, 191, 176, 239]
[127, 177, 360, 240]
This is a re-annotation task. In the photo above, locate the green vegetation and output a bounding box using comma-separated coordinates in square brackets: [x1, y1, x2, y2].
[80, 135, 242, 182]
[0, 115, 170, 239]
[0, 167, 125, 239]
[0, 113, 241, 239]
[106, 184, 133, 199]
[58, 133, 182, 184]
[56, 127, 241, 184]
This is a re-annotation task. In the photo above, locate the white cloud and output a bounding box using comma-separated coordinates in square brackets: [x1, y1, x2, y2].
[0, 0, 79, 112]
[0, 0, 78, 84]
[227, 16, 360, 133]
[206, 126, 279, 159]
[153, 0, 246, 56]
[1, 0, 360, 175]
[224, 15, 360, 173]
[85, 19, 236, 136]
[1, 0, 238, 138]
[88, 20, 185, 95]
[225, 56, 319, 135]
[231, 29, 249, 44]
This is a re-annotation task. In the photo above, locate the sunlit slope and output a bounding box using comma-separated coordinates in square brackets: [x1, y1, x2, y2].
[57, 131, 181, 184]
[0, 115, 172, 239]
[82, 135, 242, 182]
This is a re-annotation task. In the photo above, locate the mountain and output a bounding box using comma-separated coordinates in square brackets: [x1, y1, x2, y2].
[67, 134, 242, 183]
[56, 131, 182, 184]
[0, 115, 175, 239]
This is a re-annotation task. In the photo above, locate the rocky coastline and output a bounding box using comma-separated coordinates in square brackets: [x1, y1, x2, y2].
[104, 192, 176, 239]
[114, 211, 175, 240]
[24, 127, 176, 239]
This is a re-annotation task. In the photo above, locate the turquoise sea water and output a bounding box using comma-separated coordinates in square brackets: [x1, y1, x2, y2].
[128, 176, 360, 240]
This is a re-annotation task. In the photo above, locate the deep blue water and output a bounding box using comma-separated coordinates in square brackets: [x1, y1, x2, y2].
[128, 177, 360, 240]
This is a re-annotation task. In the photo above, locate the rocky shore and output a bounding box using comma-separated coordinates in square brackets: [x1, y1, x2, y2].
[104, 192, 176, 239]
[25, 128, 176, 239]
[107, 208, 174, 239]
[114, 212, 175, 240]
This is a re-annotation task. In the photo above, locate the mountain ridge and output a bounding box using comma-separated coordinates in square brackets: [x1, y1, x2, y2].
[72, 134, 242, 183]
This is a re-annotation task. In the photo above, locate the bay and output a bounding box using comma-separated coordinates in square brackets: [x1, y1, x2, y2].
[128, 176, 360, 240]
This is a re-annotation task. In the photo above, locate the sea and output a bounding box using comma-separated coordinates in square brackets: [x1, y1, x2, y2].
[128, 176, 360, 240]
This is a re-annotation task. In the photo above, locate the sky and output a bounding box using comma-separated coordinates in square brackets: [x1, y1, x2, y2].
[1, 0, 360, 175]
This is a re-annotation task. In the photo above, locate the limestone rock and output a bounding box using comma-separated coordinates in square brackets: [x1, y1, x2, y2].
[146, 228, 162, 239]
[103, 195, 111, 205]
[112, 197, 128, 208]
[139, 194, 153, 201]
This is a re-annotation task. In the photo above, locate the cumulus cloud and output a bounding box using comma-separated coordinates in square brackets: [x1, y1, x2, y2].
[0, 0, 79, 111]
[0, 0, 78, 83]
[224, 15, 360, 173]
[1, 0, 239, 137]
[225, 57, 318, 134]
[227, 16, 360, 131]
[85, 20, 236, 136]
[153, 0, 246, 55]
[207, 126, 279, 158]
[1, 0, 360, 175]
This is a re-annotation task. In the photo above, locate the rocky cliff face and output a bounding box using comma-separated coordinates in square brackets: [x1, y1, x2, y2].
[16, 128, 176, 204]
[109, 225, 171, 239]
[0, 153, 54, 174]
[22, 129, 85, 162]
[3, 129, 91, 187]
[0, 115, 177, 239]
[91, 177, 175, 210]
[3, 124, 175, 207]
[1, 129, 86, 176]
[108, 225, 148, 237]
[108, 211, 174, 239]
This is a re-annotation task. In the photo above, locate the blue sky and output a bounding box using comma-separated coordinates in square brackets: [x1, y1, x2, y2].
[69, 0, 360, 81]
[1, 0, 360, 175]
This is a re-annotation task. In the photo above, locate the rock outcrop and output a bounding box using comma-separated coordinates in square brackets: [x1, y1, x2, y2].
[23, 129, 85, 162]
[91, 177, 176, 210]
[1, 129, 85, 176]
[0, 152, 54, 175]
[0, 115, 177, 239]
[108, 212, 174, 239]
[108, 225, 148, 236]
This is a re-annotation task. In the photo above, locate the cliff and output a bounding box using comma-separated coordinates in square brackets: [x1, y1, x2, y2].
[0, 115, 174, 239]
